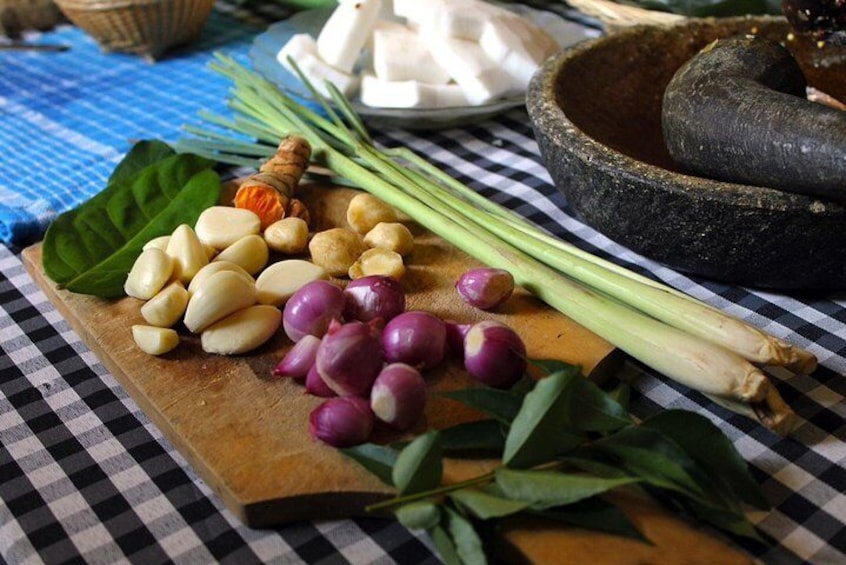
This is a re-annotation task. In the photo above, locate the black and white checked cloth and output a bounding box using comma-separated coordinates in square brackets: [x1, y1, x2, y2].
[2, 2, 845, 564]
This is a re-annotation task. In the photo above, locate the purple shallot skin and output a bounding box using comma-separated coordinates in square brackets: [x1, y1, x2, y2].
[305, 363, 337, 398]
[309, 396, 374, 447]
[381, 311, 447, 371]
[282, 280, 345, 342]
[455, 268, 514, 310]
[464, 320, 527, 389]
[316, 320, 383, 397]
[343, 275, 406, 324]
[273, 334, 321, 379]
[370, 363, 427, 430]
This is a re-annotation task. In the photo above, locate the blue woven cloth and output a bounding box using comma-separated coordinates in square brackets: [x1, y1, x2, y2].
[0, 6, 281, 247]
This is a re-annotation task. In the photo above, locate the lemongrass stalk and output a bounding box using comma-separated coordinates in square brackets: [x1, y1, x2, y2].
[183, 57, 786, 425]
[342, 142, 773, 404]
[707, 390, 797, 436]
[385, 147, 816, 373]
[179, 128, 274, 156]
[382, 158, 816, 373]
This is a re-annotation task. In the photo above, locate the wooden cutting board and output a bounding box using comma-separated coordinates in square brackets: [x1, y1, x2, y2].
[22, 183, 753, 564]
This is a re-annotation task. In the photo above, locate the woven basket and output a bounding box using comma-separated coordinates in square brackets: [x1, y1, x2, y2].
[54, 0, 215, 59]
[566, 0, 685, 32]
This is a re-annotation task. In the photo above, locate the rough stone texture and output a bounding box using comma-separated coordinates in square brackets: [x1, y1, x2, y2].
[527, 16, 846, 291]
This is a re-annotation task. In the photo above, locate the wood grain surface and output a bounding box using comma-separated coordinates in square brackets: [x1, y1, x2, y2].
[22, 183, 753, 563]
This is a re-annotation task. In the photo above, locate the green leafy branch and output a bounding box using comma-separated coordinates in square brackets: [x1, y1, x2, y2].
[342, 362, 770, 564]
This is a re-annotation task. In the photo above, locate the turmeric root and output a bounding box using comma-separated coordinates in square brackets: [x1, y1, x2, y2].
[234, 135, 312, 229]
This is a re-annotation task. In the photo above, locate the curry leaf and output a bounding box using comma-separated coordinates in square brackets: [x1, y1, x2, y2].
[641, 410, 770, 510]
[530, 358, 578, 376]
[438, 387, 523, 425]
[445, 507, 487, 565]
[340, 443, 398, 486]
[594, 426, 738, 511]
[533, 497, 647, 542]
[42, 141, 219, 297]
[440, 419, 506, 455]
[449, 488, 531, 519]
[392, 431, 443, 495]
[430, 524, 462, 565]
[565, 374, 633, 432]
[502, 370, 585, 468]
[396, 501, 441, 530]
[682, 498, 764, 541]
[494, 468, 639, 510]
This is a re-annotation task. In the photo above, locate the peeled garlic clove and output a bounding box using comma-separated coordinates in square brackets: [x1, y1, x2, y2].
[183, 270, 257, 333]
[195, 206, 262, 250]
[214, 234, 269, 275]
[124, 248, 174, 300]
[140, 281, 189, 328]
[166, 224, 209, 284]
[255, 260, 328, 306]
[132, 325, 179, 355]
[201, 305, 282, 355]
[187, 260, 254, 297]
[143, 235, 170, 252]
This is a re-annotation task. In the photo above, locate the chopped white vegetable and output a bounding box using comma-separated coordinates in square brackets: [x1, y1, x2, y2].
[371, 25, 450, 84]
[479, 15, 559, 92]
[276, 33, 358, 97]
[360, 73, 469, 109]
[392, 0, 443, 26]
[316, 0, 383, 74]
[420, 0, 510, 41]
[278, 0, 561, 108]
[424, 36, 515, 105]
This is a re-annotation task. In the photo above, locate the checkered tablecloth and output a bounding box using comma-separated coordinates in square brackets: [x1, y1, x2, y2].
[1, 2, 845, 564]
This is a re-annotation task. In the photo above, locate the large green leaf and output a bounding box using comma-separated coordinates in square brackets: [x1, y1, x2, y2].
[108, 139, 177, 186]
[42, 141, 219, 297]
[494, 468, 638, 510]
[392, 431, 443, 495]
[641, 410, 770, 510]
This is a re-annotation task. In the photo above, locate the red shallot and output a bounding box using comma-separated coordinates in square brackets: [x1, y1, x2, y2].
[464, 320, 527, 389]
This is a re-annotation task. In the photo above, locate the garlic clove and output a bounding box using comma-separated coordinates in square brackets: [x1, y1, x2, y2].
[124, 248, 174, 300]
[195, 206, 262, 250]
[201, 305, 282, 355]
[213, 234, 269, 276]
[187, 260, 254, 298]
[255, 259, 328, 306]
[166, 224, 209, 284]
[183, 270, 257, 333]
[132, 325, 180, 355]
[140, 281, 189, 328]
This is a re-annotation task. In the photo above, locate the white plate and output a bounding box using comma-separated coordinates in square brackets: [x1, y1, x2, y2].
[248, 4, 599, 129]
